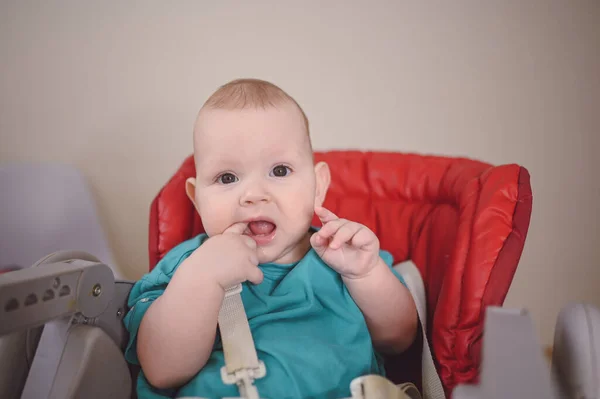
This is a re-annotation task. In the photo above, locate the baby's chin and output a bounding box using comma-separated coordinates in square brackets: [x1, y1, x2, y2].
[256, 249, 287, 265]
[258, 236, 312, 265]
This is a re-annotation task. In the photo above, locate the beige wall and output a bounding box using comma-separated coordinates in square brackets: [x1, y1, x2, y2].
[1, 1, 598, 346]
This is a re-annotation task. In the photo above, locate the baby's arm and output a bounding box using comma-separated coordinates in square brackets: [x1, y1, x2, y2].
[311, 206, 418, 354]
[137, 262, 224, 389]
[136, 223, 263, 389]
[342, 259, 417, 353]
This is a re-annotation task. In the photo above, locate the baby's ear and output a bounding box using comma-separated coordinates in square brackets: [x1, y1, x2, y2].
[314, 161, 331, 207]
[185, 177, 200, 213]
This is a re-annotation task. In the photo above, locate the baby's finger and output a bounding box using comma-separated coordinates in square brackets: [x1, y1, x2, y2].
[310, 233, 329, 258]
[223, 222, 248, 235]
[310, 232, 328, 249]
[247, 248, 259, 265]
[315, 206, 339, 223]
[329, 223, 362, 249]
[241, 235, 258, 250]
[246, 265, 264, 285]
[350, 227, 377, 249]
[316, 219, 348, 240]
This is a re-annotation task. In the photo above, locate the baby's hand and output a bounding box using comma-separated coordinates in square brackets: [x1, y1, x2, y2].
[310, 206, 381, 280]
[189, 223, 263, 290]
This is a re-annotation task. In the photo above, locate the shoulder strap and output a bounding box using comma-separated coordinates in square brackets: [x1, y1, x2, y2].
[394, 262, 446, 399]
[217, 284, 265, 399]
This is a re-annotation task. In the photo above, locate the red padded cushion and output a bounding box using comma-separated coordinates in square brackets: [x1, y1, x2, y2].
[148, 151, 532, 396]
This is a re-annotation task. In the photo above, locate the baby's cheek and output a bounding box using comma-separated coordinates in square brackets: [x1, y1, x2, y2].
[199, 202, 232, 236]
[290, 196, 316, 225]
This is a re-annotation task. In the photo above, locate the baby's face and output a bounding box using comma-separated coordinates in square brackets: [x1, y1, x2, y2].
[187, 102, 329, 264]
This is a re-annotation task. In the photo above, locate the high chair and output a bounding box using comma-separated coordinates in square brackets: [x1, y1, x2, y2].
[147, 151, 533, 396]
[1, 151, 541, 398]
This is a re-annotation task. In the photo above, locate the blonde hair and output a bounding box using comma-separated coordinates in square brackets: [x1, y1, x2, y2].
[201, 78, 310, 134]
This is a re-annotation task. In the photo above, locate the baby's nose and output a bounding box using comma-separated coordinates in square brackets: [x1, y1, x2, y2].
[240, 189, 270, 205]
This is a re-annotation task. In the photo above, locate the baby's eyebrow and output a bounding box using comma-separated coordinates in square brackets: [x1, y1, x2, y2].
[198, 153, 238, 166]
[196, 159, 233, 175]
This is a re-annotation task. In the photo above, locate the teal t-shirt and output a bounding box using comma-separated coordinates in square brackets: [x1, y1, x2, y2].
[123, 233, 405, 399]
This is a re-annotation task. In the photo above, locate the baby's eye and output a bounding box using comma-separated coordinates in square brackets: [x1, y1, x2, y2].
[270, 165, 291, 177]
[218, 173, 238, 184]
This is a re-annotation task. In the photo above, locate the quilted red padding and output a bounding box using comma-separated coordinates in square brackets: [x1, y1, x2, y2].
[148, 151, 532, 396]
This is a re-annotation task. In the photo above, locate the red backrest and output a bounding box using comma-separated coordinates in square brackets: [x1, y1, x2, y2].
[148, 150, 532, 396]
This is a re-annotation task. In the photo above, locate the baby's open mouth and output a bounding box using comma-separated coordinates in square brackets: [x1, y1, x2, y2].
[244, 220, 277, 246]
[247, 221, 276, 236]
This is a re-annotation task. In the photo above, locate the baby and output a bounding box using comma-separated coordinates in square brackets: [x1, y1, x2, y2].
[123, 79, 418, 399]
